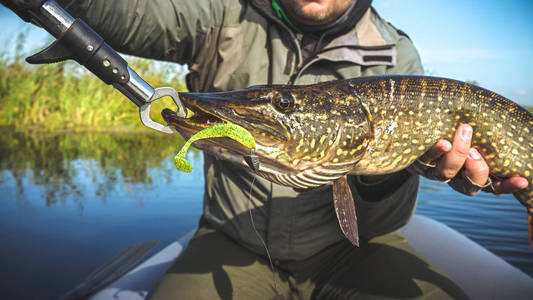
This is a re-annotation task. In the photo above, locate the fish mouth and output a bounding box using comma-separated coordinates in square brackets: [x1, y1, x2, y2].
[162, 91, 293, 172]
[162, 105, 257, 170]
[162, 91, 287, 144]
[161, 103, 224, 134]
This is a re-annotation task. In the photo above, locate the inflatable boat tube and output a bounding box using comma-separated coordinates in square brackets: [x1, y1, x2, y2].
[87, 215, 533, 300]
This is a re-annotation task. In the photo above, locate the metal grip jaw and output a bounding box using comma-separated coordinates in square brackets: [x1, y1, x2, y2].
[24, 0, 186, 134]
[140, 87, 186, 134]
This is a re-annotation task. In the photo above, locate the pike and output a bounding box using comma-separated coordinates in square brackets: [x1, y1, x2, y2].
[162, 75, 533, 248]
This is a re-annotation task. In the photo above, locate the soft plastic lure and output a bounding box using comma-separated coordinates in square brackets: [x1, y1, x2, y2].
[174, 123, 256, 172]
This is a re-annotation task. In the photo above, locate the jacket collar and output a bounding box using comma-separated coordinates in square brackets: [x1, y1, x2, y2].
[248, 1, 397, 77]
[318, 8, 396, 65]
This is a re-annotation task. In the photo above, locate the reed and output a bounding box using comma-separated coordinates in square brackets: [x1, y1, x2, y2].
[0, 33, 187, 131]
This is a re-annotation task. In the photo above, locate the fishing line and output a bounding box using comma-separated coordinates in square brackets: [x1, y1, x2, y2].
[246, 150, 280, 296]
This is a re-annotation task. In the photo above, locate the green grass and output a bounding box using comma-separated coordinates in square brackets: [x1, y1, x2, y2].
[0, 34, 186, 131]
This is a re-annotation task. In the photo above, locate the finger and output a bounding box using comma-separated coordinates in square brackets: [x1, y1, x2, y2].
[435, 124, 472, 180]
[492, 177, 529, 194]
[463, 148, 489, 186]
[419, 139, 452, 163]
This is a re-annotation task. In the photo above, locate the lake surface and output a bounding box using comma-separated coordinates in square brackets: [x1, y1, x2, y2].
[0, 129, 531, 299]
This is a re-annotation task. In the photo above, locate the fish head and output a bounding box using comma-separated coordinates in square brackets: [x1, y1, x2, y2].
[162, 83, 371, 189]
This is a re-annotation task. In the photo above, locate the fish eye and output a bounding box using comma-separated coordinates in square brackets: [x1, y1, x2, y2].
[272, 91, 294, 112]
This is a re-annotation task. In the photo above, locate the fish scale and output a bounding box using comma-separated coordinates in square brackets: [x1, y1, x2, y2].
[350, 76, 533, 209]
[162, 74, 533, 248]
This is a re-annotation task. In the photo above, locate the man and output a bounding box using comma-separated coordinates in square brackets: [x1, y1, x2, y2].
[2, 0, 528, 299]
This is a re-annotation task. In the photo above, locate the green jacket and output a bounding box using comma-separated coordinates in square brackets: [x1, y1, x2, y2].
[60, 0, 423, 260]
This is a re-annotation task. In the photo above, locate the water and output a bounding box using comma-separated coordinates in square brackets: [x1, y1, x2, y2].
[0, 129, 531, 299]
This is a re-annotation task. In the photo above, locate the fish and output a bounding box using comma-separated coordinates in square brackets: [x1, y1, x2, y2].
[161, 75, 533, 248]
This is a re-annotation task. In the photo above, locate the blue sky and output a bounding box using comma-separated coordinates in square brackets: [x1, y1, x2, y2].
[0, 0, 532, 106]
[373, 0, 533, 106]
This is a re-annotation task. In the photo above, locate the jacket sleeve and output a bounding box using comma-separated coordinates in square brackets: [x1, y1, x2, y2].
[56, 0, 241, 64]
[387, 33, 424, 75]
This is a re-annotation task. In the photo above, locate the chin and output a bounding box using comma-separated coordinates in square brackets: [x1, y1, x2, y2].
[293, 0, 338, 24]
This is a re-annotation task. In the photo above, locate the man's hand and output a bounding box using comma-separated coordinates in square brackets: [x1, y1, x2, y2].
[417, 124, 528, 195]
[0, 0, 48, 22]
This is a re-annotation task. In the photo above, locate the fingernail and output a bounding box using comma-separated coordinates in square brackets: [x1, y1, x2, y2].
[461, 125, 472, 140]
[469, 148, 481, 160]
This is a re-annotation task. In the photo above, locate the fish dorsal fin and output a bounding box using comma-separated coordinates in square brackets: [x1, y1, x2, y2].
[333, 175, 359, 246]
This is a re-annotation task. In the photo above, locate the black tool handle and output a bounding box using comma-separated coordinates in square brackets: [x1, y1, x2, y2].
[6, 0, 186, 133]
[25, 0, 154, 107]
[60, 18, 130, 85]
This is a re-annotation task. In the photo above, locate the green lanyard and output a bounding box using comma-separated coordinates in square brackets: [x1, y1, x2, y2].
[272, 0, 302, 33]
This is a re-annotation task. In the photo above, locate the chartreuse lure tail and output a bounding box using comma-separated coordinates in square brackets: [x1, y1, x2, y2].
[174, 123, 256, 172]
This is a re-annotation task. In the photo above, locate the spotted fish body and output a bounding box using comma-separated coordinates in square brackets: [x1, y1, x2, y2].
[162, 75, 533, 248]
[350, 76, 533, 204]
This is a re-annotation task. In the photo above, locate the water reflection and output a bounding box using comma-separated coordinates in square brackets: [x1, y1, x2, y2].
[0, 128, 531, 299]
[0, 128, 205, 299]
[0, 128, 206, 210]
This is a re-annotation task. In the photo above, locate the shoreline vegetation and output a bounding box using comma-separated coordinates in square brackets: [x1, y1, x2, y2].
[0, 129, 193, 201]
[0, 34, 187, 132]
[1, 35, 531, 133]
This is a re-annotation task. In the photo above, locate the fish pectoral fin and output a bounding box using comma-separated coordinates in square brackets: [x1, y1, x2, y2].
[333, 175, 359, 247]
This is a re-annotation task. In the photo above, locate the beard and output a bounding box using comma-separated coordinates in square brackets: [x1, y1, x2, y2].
[280, 0, 354, 25]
